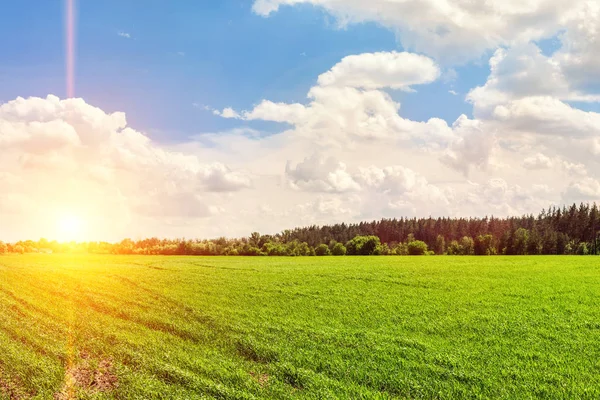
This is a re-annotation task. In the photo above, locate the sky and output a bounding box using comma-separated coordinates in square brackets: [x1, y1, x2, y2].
[1, 0, 600, 241]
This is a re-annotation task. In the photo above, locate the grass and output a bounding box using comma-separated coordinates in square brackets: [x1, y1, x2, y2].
[1, 255, 599, 399]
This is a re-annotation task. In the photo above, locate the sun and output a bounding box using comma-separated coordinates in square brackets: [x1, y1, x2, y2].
[57, 214, 85, 241]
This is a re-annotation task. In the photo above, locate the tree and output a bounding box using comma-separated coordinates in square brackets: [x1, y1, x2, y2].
[512, 228, 529, 255]
[380, 243, 391, 255]
[577, 242, 589, 255]
[296, 242, 312, 256]
[459, 236, 474, 255]
[527, 230, 542, 255]
[249, 232, 261, 247]
[434, 235, 445, 255]
[223, 247, 239, 256]
[474, 234, 496, 255]
[242, 244, 263, 256]
[345, 236, 382, 255]
[315, 244, 331, 256]
[393, 243, 408, 255]
[116, 238, 134, 255]
[331, 242, 346, 256]
[447, 240, 461, 255]
[407, 240, 428, 255]
[262, 242, 287, 256]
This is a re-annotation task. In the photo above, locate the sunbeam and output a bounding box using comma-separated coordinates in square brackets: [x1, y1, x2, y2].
[65, 0, 75, 98]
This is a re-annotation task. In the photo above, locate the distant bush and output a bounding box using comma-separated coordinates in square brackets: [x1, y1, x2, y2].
[447, 240, 461, 255]
[577, 242, 589, 255]
[262, 242, 287, 256]
[315, 244, 331, 256]
[223, 247, 239, 256]
[331, 243, 346, 256]
[242, 246, 263, 256]
[346, 236, 382, 256]
[407, 240, 428, 255]
[393, 243, 408, 255]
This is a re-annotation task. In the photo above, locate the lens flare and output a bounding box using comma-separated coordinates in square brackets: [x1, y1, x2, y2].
[66, 0, 76, 98]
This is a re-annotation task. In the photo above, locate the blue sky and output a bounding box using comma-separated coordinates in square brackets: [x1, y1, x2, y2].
[0, 0, 485, 142]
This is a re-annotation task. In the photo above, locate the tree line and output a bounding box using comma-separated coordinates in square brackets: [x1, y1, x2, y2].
[2, 202, 600, 256]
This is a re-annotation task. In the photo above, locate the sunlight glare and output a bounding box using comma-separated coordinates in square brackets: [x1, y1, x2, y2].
[57, 214, 84, 241]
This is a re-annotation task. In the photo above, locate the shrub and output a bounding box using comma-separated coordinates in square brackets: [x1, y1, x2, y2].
[407, 240, 428, 255]
[393, 243, 408, 255]
[577, 242, 589, 255]
[447, 240, 461, 255]
[331, 243, 346, 256]
[315, 244, 331, 256]
[345, 235, 382, 255]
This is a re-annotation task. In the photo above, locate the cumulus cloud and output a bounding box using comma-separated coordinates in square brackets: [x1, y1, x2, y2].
[468, 43, 600, 120]
[252, 0, 588, 62]
[356, 165, 439, 197]
[198, 42, 600, 237]
[564, 177, 600, 202]
[0, 95, 251, 240]
[489, 96, 600, 137]
[440, 116, 495, 176]
[561, 161, 587, 176]
[285, 155, 451, 210]
[213, 107, 242, 119]
[523, 153, 553, 170]
[285, 154, 360, 193]
[554, 2, 600, 88]
[317, 52, 440, 90]
[218, 51, 487, 166]
[465, 178, 555, 217]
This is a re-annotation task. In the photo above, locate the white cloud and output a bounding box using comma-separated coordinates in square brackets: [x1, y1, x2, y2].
[285, 154, 360, 193]
[252, 0, 588, 62]
[0, 95, 251, 241]
[561, 161, 587, 176]
[243, 100, 308, 124]
[118, 31, 132, 39]
[440, 115, 495, 176]
[564, 177, 600, 202]
[192, 46, 600, 238]
[465, 178, 554, 217]
[214, 107, 242, 119]
[554, 2, 600, 88]
[468, 44, 600, 120]
[523, 153, 553, 170]
[219, 52, 469, 153]
[489, 96, 600, 137]
[317, 52, 440, 90]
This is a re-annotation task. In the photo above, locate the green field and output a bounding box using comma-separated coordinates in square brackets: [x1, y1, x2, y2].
[1, 255, 599, 399]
